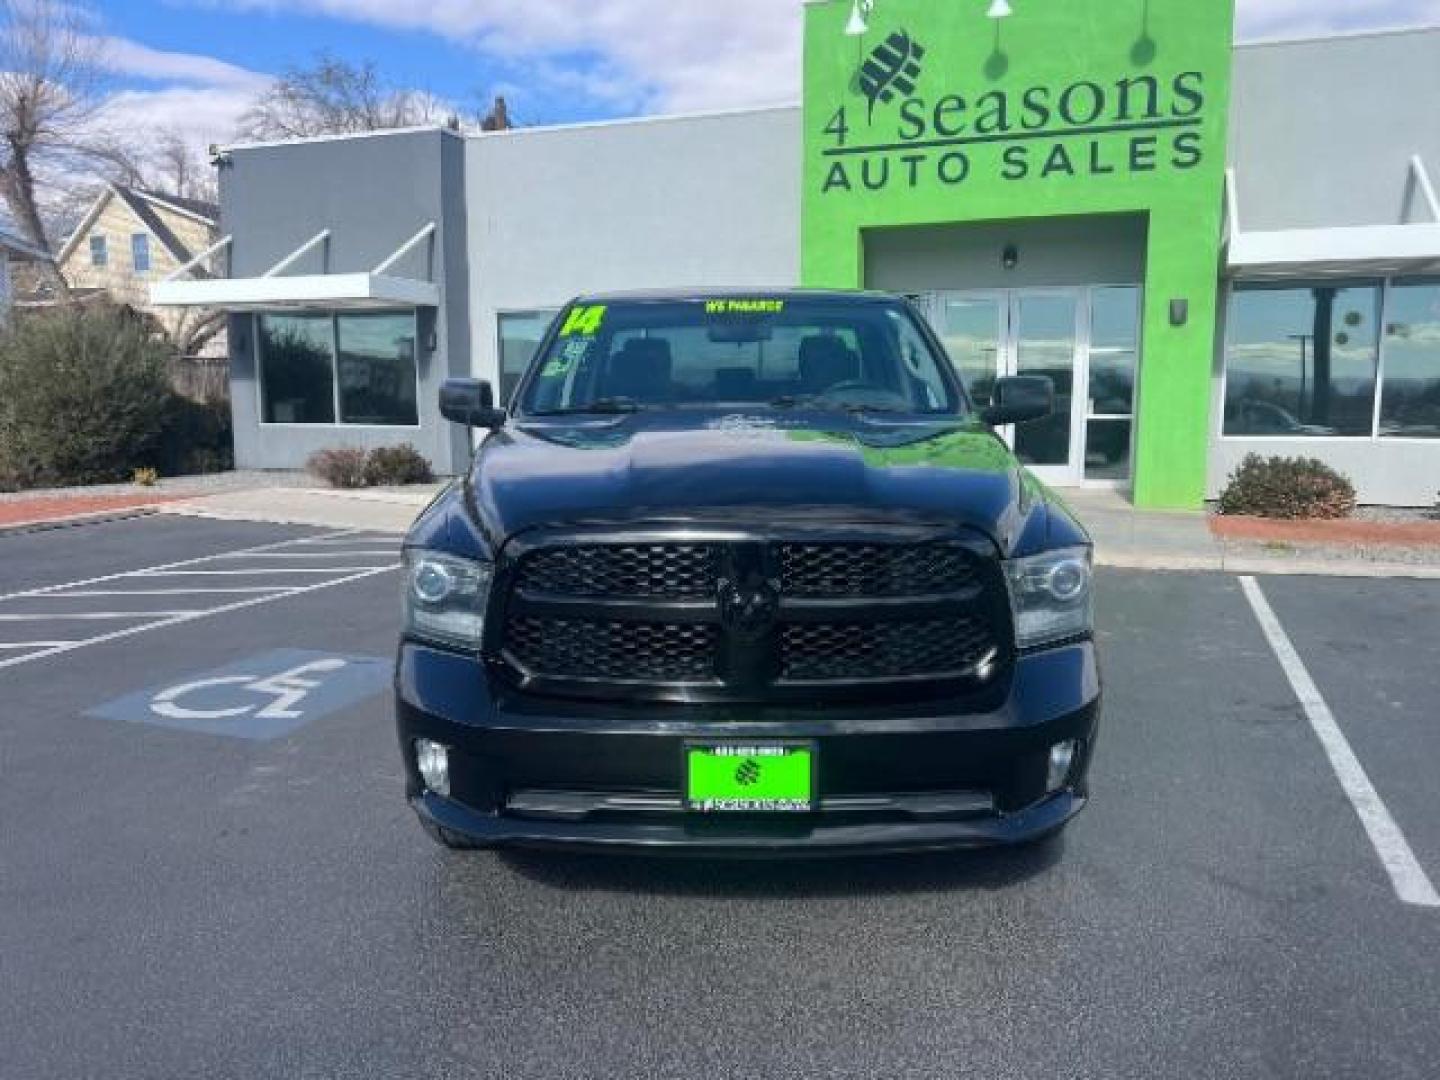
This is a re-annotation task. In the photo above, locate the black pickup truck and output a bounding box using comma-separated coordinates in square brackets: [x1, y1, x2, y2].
[396, 290, 1099, 855]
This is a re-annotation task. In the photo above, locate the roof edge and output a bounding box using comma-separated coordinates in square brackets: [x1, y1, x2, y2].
[1237, 22, 1440, 50]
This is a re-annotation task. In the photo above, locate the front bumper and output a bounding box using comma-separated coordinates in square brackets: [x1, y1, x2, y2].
[396, 641, 1100, 855]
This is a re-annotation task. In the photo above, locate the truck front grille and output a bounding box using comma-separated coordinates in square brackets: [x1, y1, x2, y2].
[519, 544, 717, 599]
[780, 543, 977, 598]
[779, 618, 996, 683]
[506, 618, 719, 683]
[496, 532, 1010, 703]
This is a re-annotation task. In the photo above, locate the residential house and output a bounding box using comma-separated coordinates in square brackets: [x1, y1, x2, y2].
[0, 226, 52, 325]
[57, 184, 226, 355]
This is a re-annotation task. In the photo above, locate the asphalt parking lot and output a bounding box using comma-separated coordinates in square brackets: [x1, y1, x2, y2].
[2, 515, 1437, 1079]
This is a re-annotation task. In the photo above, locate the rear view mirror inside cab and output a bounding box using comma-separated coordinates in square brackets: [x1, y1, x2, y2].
[707, 319, 775, 345]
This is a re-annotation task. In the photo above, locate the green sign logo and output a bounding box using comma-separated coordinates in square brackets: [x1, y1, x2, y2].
[856, 31, 927, 122]
[823, 48, 1207, 196]
[735, 758, 763, 787]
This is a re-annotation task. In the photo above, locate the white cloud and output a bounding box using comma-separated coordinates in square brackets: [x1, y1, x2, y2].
[85, 34, 270, 164]
[1238, 0, 1440, 40]
[96, 35, 270, 90]
[184, 0, 806, 113]
[172, 0, 1440, 118]
[93, 0, 1440, 155]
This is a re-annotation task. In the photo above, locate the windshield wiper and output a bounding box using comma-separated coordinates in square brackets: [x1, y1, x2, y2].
[530, 397, 645, 417]
[773, 395, 910, 416]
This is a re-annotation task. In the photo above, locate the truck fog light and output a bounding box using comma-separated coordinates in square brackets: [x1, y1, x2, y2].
[1047, 740, 1078, 793]
[416, 739, 451, 797]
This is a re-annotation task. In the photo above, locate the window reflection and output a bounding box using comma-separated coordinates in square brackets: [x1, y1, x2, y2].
[939, 298, 1002, 406]
[1380, 283, 1440, 439]
[260, 314, 336, 425]
[259, 311, 420, 426]
[1224, 284, 1381, 437]
[1088, 287, 1139, 419]
[337, 313, 419, 426]
[499, 312, 556, 406]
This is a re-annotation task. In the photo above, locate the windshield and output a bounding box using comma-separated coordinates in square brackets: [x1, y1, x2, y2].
[516, 297, 966, 417]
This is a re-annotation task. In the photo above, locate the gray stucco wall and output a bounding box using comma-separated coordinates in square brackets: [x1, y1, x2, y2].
[864, 215, 1148, 292]
[220, 128, 470, 473]
[1230, 29, 1440, 231]
[1211, 30, 1440, 504]
[464, 107, 802, 390]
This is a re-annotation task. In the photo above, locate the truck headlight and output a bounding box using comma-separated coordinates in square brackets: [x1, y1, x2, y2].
[1004, 547, 1093, 650]
[403, 550, 492, 651]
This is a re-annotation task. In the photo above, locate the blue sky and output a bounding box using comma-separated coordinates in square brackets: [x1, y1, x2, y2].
[88, 0, 1440, 152]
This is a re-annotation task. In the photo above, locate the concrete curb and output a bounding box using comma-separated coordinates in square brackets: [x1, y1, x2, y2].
[1097, 550, 1440, 579]
[0, 506, 162, 538]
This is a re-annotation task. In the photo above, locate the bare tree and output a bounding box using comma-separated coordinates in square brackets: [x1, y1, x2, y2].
[147, 128, 216, 203]
[0, 0, 142, 296]
[170, 307, 227, 359]
[237, 54, 449, 141]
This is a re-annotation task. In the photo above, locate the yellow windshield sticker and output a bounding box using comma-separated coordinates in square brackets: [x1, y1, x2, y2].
[704, 299, 786, 315]
[560, 304, 607, 336]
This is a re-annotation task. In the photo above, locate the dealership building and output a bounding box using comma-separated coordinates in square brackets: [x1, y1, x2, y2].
[153, 0, 1440, 508]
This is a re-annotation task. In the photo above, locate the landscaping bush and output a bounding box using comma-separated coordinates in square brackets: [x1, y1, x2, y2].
[155, 395, 234, 477]
[363, 444, 434, 487]
[0, 305, 174, 490]
[1217, 454, 1357, 520]
[307, 446, 369, 489]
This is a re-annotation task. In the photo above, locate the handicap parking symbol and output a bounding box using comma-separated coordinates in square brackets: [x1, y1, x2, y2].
[88, 649, 391, 741]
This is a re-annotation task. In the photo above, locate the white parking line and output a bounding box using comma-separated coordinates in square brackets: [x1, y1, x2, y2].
[50, 588, 294, 597]
[0, 529, 366, 604]
[207, 551, 398, 559]
[0, 565, 397, 672]
[1241, 576, 1440, 909]
[134, 567, 390, 577]
[0, 528, 403, 673]
[0, 611, 201, 621]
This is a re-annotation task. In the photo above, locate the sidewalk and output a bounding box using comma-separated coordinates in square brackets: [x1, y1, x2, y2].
[1064, 488, 1440, 579]
[7, 476, 1438, 578]
[0, 471, 314, 534]
[162, 483, 447, 533]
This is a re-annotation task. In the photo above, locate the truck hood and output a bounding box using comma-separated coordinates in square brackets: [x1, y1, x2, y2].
[460, 412, 1059, 557]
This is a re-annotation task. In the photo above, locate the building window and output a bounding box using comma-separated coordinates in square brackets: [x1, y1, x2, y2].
[337, 312, 419, 426]
[90, 235, 107, 267]
[131, 234, 151, 274]
[1223, 283, 1381, 437]
[1379, 281, 1440, 439]
[260, 311, 421, 427]
[1086, 285, 1140, 482]
[498, 311, 557, 404]
[259, 314, 336, 425]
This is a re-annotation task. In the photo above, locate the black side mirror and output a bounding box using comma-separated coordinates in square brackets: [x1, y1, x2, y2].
[982, 376, 1054, 427]
[440, 378, 506, 431]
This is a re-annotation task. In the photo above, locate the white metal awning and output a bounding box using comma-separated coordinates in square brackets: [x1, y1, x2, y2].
[1225, 156, 1440, 278]
[151, 272, 439, 311]
[1228, 223, 1440, 278]
[149, 223, 439, 311]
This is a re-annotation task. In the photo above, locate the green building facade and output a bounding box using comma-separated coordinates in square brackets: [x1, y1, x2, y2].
[803, 0, 1235, 508]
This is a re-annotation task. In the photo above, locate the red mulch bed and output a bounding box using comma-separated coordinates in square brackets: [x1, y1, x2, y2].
[1211, 515, 1440, 548]
[0, 493, 183, 528]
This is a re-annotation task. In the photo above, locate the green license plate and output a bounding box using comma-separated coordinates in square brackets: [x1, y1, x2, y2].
[685, 742, 816, 813]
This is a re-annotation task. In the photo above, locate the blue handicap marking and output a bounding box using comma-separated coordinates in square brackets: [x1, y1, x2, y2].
[88, 649, 391, 741]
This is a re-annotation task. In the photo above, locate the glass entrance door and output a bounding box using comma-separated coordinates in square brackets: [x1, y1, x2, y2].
[930, 286, 1140, 487]
[1010, 291, 1081, 484]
